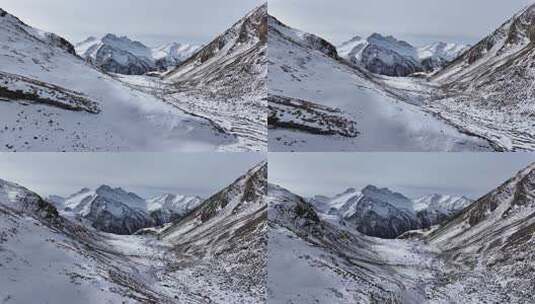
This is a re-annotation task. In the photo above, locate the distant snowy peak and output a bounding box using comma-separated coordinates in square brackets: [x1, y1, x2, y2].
[417, 42, 469, 62]
[413, 193, 472, 212]
[95, 185, 146, 210]
[146, 193, 202, 214]
[307, 185, 475, 238]
[338, 32, 469, 75]
[61, 185, 155, 234]
[338, 33, 421, 76]
[75, 33, 198, 75]
[361, 185, 414, 211]
[151, 42, 200, 65]
[367, 33, 418, 59]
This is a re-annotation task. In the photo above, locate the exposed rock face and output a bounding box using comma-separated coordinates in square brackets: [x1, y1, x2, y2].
[344, 186, 418, 238]
[84, 195, 154, 235]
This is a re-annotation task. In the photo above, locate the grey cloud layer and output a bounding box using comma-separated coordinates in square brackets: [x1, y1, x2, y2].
[269, 153, 535, 199]
[270, 0, 533, 45]
[0, 153, 265, 198]
[1, 0, 265, 45]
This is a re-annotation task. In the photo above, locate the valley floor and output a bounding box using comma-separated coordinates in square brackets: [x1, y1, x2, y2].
[0, 208, 263, 304]
[268, 224, 529, 304]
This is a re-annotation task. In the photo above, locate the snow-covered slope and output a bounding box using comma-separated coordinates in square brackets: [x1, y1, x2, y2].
[427, 3, 535, 151]
[268, 15, 492, 151]
[427, 163, 535, 302]
[75, 35, 200, 75]
[0, 7, 233, 152]
[159, 4, 267, 151]
[159, 161, 267, 303]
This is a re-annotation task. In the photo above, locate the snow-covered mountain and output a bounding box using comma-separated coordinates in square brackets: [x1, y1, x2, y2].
[61, 185, 153, 234]
[151, 42, 199, 71]
[418, 41, 469, 72]
[75, 35, 200, 75]
[413, 193, 472, 228]
[338, 33, 468, 76]
[146, 193, 202, 224]
[58, 185, 204, 234]
[0, 7, 230, 152]
[159, 3, 267, 151]
[268, 14, 491, 151]
[428, 3, 535, 151]
[159, 161, 267, 302]
[309, 186, 472, 238]
[425, 162, 535, 302]
[339, 33, 422, 76]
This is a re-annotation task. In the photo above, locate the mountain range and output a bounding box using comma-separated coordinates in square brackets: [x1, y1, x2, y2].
[309, 185, 472, 238]
[75, 34, 199, 75]
[47, 186, 202, 235]
[338, 33, 469, 76]
[0, 161, 267, 303]
[268, 162, 535, 303]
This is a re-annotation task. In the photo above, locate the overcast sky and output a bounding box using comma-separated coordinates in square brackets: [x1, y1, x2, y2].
[269, 153, 535, 199]
[1, 0, 264, 46]
[0, 153, 264, 198]
[270, 0, 534, 46]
